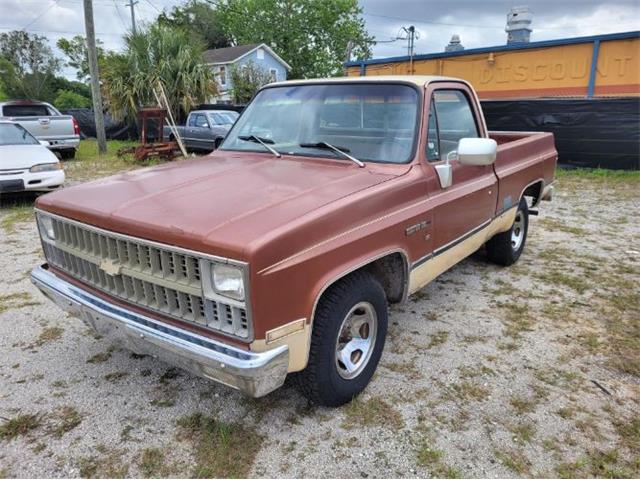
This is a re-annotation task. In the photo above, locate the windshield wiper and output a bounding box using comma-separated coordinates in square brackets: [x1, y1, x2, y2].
[238, 135, 281, 158]
[299, 141, 365, 168]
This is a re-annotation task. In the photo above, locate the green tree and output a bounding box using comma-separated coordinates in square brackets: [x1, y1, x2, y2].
[0, 31, 60, 99]
[101, 24, 217, 120]
[157, 0, 231, 49]
[57, 35, 105, 81]
[54, 89, 91, 109]
[216, 0, 374, 79]
[229, 61, 272, 103]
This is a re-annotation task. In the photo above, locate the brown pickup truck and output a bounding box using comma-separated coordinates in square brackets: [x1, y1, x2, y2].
[32, 76, 556, 407]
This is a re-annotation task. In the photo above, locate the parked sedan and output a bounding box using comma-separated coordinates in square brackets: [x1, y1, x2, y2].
[0, 121, 65, 193]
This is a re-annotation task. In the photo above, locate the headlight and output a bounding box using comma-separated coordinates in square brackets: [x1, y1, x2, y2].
[212, 263, 245, 301]
[30, 163, 62, 173]
[37, 214, 56, 241]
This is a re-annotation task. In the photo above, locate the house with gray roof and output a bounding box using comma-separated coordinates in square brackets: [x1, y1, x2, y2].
[203, 43, 291, 103]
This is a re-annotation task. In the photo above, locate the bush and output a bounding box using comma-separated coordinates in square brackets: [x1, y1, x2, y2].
[54, 89, 90, 109]
[229, 61, 272, 104]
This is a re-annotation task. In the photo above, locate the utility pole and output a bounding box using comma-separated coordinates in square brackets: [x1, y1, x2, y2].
[399, 25, 419, 74]
[125, 0, 138, 34]
[83, 0, 107, 154]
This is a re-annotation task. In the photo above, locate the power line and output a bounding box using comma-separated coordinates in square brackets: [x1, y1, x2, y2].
[21, 0, 60, 31]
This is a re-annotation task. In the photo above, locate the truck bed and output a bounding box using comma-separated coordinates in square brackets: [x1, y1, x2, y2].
[490, 131, 557, 213]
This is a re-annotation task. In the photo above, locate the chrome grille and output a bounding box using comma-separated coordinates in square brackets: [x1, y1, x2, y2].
[40, 216, 250, 339]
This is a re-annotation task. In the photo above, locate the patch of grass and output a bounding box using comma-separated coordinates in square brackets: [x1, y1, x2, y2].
[65, 140, 140, 182]
[556, 167, 640, 181]
[535, 270, 590, 294]
[0, 205, 33, 234]
[538, 217, 588, 236]
[509, 395, 537, 415]
[458, 364, 495, 379]
[0, 413, 42, 441]
[496, 301, 535, 338]
[0, 292, 39, 314]
[494, 448, 531, 475]
[427, 330, 449, 348]
[87, 350, 112, 363]
[385, 360, 421, 379]
[138, 447, 180, 477]
[508, 421, 537, 443]
[78, 445, 129, 478]
[556, 406, 576, 419]
[176, 413, 263, 478]
[150, 398, 176, 408]
[415, 437, 461, 477]
[32, 326, 64, 347]
[442, 381, 490, 403]
[557, 449, 635, 479]
[612, 416, 640, 452]
[342, 396, 404, 430]
[50, 406, 82, 438]
[104, 371, 128, 382]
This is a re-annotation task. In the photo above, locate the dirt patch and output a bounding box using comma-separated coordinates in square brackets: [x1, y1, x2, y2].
[0, 169, 638, 478]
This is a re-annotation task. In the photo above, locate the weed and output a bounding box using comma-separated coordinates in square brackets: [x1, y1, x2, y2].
[78, 445, 129, 478]
[427, 330, 449, 348]
[32, 326, 64, 347]
[104, 372, 128, 382]
[509, 395, 537, 415]
[176, 413, 263, 478]
[342, 396, 404, 430]
[50, 406, 82, 438]
[0, 413, 42, 440]
[494, 448, 531, 475]
[1, 205, 33, 234]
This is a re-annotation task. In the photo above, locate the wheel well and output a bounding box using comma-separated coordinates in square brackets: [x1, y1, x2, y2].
[361, 252, 408, 303]
[214, 137, 223, 148]
[523, 180, 544, 208]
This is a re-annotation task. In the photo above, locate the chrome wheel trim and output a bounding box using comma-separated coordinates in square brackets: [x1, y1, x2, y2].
[511, 210, 525, 251]
[335, 301, 378, 380]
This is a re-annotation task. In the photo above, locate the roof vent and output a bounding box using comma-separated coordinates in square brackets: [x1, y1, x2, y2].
[506, 6, 533, 44]
[445, 34, 465, 52]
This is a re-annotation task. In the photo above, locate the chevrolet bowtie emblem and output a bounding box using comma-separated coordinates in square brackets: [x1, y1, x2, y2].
[100, 259, 121, 276]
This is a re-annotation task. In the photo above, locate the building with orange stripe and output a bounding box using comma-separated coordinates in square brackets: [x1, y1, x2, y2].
[346, 31, 639, 100]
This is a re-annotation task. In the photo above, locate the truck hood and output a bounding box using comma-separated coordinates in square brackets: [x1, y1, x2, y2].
[36, 152, 402, 259]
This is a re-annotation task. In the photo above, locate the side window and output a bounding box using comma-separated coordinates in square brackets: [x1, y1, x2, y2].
[432, 90, 479, 159]
[188, 114, 197, 127]
[426, 101, 440, 162]
[195, 114, 209, 128]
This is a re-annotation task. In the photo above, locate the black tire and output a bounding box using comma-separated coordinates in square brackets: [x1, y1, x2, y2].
[296, 270, 388, 407]
[213, 137, 223, 150]
[486, 196, 529, 266]
[58, 149, 76, 160]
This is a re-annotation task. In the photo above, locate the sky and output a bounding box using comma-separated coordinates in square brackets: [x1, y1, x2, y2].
[0, 0, 639, 78]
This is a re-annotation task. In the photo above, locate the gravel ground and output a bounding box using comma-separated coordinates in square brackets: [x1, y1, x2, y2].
[0, 168, 638, 478]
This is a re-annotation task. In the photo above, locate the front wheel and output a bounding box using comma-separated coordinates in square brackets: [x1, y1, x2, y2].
[486, 196, 529, 266]
[296, 271, 388, 407]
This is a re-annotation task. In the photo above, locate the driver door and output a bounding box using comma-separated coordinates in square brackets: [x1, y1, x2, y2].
[425, 84, 498, 251]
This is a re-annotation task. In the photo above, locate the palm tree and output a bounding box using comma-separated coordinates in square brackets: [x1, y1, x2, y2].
[102, 24, 217, 121]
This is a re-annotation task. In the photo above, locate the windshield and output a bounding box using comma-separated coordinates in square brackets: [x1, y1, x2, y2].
[0, 123, 39, 146]
[220, 83, 419, 164]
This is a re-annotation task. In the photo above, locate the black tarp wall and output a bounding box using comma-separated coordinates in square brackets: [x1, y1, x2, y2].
[481, 98, 640, 170]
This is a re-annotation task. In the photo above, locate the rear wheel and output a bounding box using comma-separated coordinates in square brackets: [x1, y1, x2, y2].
[296, 271, 388, 407]
[486, 197, 529, 266]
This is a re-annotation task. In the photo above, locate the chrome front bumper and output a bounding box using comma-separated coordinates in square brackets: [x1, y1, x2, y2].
[31, 265, 288, 397]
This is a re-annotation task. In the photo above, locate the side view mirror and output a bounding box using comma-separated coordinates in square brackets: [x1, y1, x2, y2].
[457, 137, 497, 166]
[39, 140, 50, 147]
